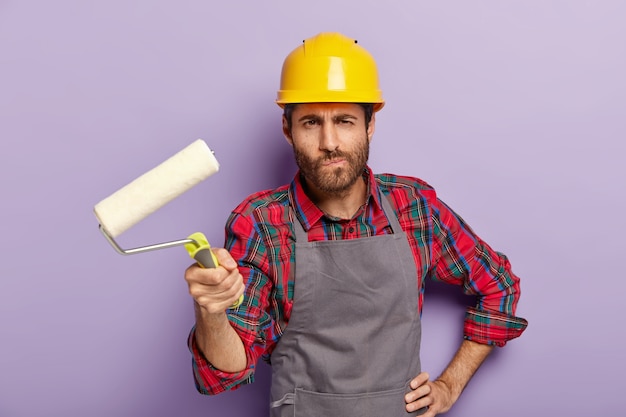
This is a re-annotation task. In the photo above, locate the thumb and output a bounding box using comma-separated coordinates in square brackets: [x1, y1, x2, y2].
[213, 248, 238, 270]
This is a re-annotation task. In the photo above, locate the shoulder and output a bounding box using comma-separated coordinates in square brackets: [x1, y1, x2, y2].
[225, 185, 293, 254]
[373, 173, 440, 234]
[374, 173, 438, 202]
[231, 184, 291, 220]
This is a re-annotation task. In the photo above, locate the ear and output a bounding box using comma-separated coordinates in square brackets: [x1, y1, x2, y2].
[367, 113, 376, 143]
[282, 115, 293, 146]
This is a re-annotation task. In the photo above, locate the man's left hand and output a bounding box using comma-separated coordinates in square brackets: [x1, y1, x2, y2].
[404, 372, 454, 416]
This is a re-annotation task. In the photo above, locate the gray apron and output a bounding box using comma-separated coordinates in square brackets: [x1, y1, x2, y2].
[269, 196, 425, 417]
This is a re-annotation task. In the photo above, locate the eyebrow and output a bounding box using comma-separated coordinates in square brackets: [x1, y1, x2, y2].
[296, 113, 358, 122]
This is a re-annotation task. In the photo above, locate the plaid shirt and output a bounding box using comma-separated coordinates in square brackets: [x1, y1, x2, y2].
[188, 167, 528, 395]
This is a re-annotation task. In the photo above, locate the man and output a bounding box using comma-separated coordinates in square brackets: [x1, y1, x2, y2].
[184, 32, 528, 416]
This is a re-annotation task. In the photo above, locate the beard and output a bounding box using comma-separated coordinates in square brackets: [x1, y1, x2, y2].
[293, 136, 370, 196]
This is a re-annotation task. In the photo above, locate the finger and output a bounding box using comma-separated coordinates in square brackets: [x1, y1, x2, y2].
[220, 270, 245, 300]
[405, 395, 432, 414]
[194, 280, 242, 309]
[410, 371, 430, 389]
[191, 269, 244, 305]
[185, 257, 244, 312]
[193, 269, 240, 294]
[404, 382, 431, 405]
[186, 263, 229, 287]
[405, 372, 432, 411]
[184, 262, 201, 278]
[185, 263, 208, 287]
[196, 288, 239, 309]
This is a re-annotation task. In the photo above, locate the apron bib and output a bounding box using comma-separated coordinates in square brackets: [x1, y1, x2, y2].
[270, 196, 425, 417]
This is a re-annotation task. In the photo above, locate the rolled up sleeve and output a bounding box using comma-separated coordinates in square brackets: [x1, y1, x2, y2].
[187, 326, 255, 395]
[432, 197, 528, 346]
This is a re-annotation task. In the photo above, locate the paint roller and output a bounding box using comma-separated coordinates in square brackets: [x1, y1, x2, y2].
[94, 139, 242, 308]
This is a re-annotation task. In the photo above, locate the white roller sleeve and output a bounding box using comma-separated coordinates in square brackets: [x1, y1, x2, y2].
[94, 139, 219, 238]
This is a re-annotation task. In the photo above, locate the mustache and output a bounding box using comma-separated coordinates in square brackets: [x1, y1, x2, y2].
[319, 150, 350, 162]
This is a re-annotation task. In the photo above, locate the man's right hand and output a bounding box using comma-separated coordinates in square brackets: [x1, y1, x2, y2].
[184, 248, 247, 372]
[184, 247, 245, 314]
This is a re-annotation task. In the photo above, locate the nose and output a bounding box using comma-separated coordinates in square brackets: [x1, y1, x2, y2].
[319, 123, 339, 152]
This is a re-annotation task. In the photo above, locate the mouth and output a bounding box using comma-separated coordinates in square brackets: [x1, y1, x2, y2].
[321, 158, 347, 167]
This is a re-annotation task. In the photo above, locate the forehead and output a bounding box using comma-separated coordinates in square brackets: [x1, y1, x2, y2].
[291, 102, 365, 118]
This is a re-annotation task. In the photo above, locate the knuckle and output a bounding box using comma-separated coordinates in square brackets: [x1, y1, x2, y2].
[184, 265, 197, 281]
[202, 269, 222, 285]
[188, 285, 203, 298]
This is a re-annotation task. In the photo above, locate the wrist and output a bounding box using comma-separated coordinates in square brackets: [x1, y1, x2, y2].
[433, 377, 460, 404]
[195, 301, 229, 328]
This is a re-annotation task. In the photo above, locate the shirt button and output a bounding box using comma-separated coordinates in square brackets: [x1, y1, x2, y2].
[348, 227, 355, 233]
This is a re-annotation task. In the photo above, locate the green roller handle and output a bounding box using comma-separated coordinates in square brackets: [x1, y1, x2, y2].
[185, 232, 243, 309]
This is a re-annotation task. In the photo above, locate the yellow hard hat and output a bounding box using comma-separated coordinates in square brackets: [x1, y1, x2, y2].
[276, 32, 384, 111]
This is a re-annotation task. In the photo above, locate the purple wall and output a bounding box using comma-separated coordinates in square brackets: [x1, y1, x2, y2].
[1, 1, 624, 415]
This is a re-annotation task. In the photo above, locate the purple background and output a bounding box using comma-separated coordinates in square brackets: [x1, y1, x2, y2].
[1, 1, 624, 416]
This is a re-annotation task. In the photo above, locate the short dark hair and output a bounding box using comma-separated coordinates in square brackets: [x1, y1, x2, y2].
[283, 103, 375, 132]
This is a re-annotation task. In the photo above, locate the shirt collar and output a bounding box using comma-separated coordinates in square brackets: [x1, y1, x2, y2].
[288, 166, 383, 231]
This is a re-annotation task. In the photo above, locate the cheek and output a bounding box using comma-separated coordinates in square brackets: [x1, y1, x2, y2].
[291, 133, 320, 153]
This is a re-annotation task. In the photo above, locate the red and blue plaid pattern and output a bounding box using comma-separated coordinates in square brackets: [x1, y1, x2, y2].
[189, 167, 528, 394]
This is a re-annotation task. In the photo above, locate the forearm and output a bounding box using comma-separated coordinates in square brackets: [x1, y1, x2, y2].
[193, 302, 247, 373]
[436, 339, 494, 402]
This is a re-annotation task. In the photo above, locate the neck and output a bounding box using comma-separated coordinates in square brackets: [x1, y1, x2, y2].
[304, 176, 368, 219]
